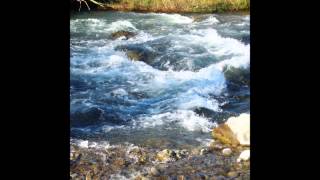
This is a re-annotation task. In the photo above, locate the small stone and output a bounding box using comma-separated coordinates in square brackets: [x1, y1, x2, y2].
[138, 155, 148, 164]
[237, 150, 250, 162]
[156, 149, 176, 162]
[177, 175, 185, 180]
[150, 167, 160, 176]
[227, 171, 238, 178]
[85, 171, 92, 180]
[222, 148, 232, 156]
[176, 149, 189, 159]
[70, 173, 77, 178]
[113, 158, 125, 166]
[211, 143, 223, 150]
[135, 176, 150, 180]
[200, 148, 208, 155]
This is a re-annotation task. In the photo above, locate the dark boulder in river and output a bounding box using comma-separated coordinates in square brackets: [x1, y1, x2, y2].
[240, 35, 250, 45]
[223, 66, 250, 88]
[111, 30, 136, 40]
[115, 44, 159, 64]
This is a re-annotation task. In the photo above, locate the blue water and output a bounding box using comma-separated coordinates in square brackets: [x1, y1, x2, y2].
[70, 11, 250, 148]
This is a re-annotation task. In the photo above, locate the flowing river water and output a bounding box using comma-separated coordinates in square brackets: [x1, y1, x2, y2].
[70, 11, 250, 150]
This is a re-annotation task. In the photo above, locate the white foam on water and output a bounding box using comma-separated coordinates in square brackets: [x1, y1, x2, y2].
[70, 13, 250, 134]
[101, 125, 126, 132]
[72, 139, 116, 150]
[79, 140, 89, 148]
[156, 13, 193, 24]
[135, 110, 215, 132]
[202, 16, 220, 24]
[70, 18, 107, 33]
[106, 20, 137, 32]
[180, 28, 250, 69]
[243, 15, 250, 21]
[195, 138, 215, 147]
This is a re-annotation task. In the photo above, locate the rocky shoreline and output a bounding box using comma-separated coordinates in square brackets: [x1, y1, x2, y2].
[70, 114, 250, 180]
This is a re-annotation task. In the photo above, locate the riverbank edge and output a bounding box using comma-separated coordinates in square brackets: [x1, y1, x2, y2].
[71, 0, 249, 14]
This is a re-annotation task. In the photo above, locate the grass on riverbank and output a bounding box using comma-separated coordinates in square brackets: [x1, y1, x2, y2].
[99, 0, 249, 13]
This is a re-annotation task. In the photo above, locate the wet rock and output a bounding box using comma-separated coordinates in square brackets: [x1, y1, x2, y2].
[222, 148, 232, 156]
[212, 113, 250, 146]
[115, 45, 158, 64]
[156, 149, 177, 162]
[240, 35, 250, 45]
[111, 30, 136, 40]
[70, 107, 104, 127]
[224, 66, 250, 88]
[237, 150, 250, 162]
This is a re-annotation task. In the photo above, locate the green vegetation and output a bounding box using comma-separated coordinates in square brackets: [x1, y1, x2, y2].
[95, 0, 250, 13]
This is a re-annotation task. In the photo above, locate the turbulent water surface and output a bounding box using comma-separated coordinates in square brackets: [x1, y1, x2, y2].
[70, 11, 250, 149]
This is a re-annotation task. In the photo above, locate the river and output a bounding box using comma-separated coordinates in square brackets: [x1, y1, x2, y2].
[70, 11, 250, 149]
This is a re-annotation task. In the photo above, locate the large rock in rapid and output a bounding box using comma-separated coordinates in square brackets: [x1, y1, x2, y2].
[224, 66, 250, 88]
[212, 113, 250, 146]
[110, 30, 136, 40]
[115, 45, 158, 64]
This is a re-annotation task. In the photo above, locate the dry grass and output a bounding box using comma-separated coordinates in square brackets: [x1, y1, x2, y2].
[100, 0, 249, 13]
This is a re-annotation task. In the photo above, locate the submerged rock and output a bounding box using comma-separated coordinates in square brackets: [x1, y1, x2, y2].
[237, 150, 250, 162]
[70, 107, 104, 127]
[212, 113, 250, 146]
[111, 30, 136, 40]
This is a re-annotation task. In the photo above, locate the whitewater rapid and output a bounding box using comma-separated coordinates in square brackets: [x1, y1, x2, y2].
[70, 11, 250, 147]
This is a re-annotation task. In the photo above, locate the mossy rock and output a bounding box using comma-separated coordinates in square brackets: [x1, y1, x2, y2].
[223, 66, 250, 87]
[212, 124, 240, 146]
[111, 30, 136, 40]
[115, 45, 158, 64]
[126, 50, 143, 61]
